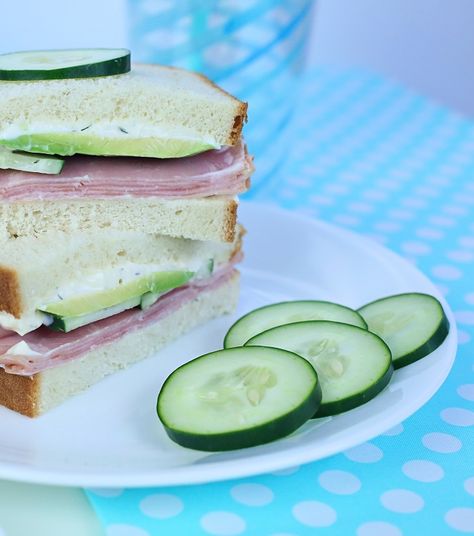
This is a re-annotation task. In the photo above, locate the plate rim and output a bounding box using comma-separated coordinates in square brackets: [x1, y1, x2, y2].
[0, 202, 458, 488]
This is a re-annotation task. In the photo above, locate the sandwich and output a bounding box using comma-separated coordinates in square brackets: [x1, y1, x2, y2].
[0, 48, 251, 416]
[0, 55, 252, 242]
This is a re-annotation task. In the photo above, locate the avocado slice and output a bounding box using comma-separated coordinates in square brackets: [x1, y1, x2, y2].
[0, 132, 216, 158]
[40, 270, 194, 332]
[47, 296, 143, 332]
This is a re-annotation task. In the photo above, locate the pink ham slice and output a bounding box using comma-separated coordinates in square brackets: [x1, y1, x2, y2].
[0, 265, 237, 376]
[0, 142, 252, 201]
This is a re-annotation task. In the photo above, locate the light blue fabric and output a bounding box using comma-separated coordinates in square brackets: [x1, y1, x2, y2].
[86, 67, 474, 535]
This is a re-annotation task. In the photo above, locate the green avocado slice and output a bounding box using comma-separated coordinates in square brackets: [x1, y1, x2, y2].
[0, 132, 216, 158]
[40, 270, 194, 332]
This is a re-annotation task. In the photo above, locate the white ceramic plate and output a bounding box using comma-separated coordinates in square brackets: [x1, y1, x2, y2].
[0, 203, 457, 488]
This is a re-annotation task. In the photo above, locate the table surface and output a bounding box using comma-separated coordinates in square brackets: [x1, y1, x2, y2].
[1, 67, 473, 536]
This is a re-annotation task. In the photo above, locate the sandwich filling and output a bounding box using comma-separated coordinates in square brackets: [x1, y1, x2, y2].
[0, 227, 243, 335]
[0, 140, 252, 201]
[0, 262, 238, 376]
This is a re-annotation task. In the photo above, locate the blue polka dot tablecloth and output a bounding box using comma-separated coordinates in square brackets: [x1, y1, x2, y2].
[85, 67, 474, 536]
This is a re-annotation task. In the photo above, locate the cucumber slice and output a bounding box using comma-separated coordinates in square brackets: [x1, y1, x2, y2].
[0, 48, 130, 81]
[157, 347, 322, 451]
[246, 321, 393, 417]
[0, 147, 63, 174]
[224, 300, 367, 348]
[140, 291, 164, 311]
[358, 293, 449, 369]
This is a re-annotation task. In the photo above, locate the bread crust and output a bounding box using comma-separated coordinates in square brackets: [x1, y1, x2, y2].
[0, 264, 22, 317]
[223, 199, 238, 242]
[0, 369, 39, 417]
[145, 65, 248, 146]
[229, 101, 248, 146]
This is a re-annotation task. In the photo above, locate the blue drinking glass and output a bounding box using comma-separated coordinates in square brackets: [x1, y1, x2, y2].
[128, 0, 315, 187]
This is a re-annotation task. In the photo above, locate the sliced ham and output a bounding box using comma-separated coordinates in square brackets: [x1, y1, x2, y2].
[0, 142, 252, 201]
[0, 264, 236, 376]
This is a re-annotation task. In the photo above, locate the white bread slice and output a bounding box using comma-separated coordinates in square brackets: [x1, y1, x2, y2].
[0, 64, 247, 154]
[0, 271, 239, 417]
[0, 195, 237, 243]
[0, 226, 243, 334]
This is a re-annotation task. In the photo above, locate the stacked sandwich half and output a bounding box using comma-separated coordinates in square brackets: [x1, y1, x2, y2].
[0, 49, 252, 417]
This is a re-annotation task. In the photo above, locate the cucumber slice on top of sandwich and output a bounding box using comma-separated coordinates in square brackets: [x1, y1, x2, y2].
[0, 48, 130, 81]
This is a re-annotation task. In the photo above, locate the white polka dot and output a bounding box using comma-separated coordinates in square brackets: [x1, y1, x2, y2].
[458, 384, 474, 402]
[374, 221, 401, 233]
[344, 442, 383, 463]
[230, 483, 274, 507]
[140, 494, 183, 519]
[88, 487, 124, 498]
[357, 521, 402, 536]
[381, 489, 424, 513]
[443, 204, 467, 216]
[389, 209, 414, 220]
[292, 500, 337, 527]
[287, 176, 311, 187]
[459, 236, 474, 249]
[200, 512, 246, 535]
[454, 192, 474, 205]
[455, 311, 474, 325]
[465, 477, 474, 496]
[378, 179, 400, 190]
[432, 265, 462, 280]
[403, 197, 427, 209]
[325, 183, 349, 195]
[448, 250, 474, 263]
[417, 227, 444, 240]
[441, 407, 474, 427]
[430, 215, 456, 227]
[402, 460, 444, 482]
[422, 432, 462, 453]
[429, 175, 451, 186]
[458, 330, 472, 344]
[445, 508, 474, 533]
[465, 293, 474, 305]
[106, 525, 150, 536]
[383, 423, 404, 436]
[318, 470, 361, 495]
[349, 201, 374, 213]
[332, 214, 360, 226]
[363, 190, 387, 201]
[340, 171, 361, 183]
[415, 185, 439, 198]
[271, 466, 300, 476]
[310, 194, 333, 206]
[280, 189, 297, 200]
[401, 241, 431, 255]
